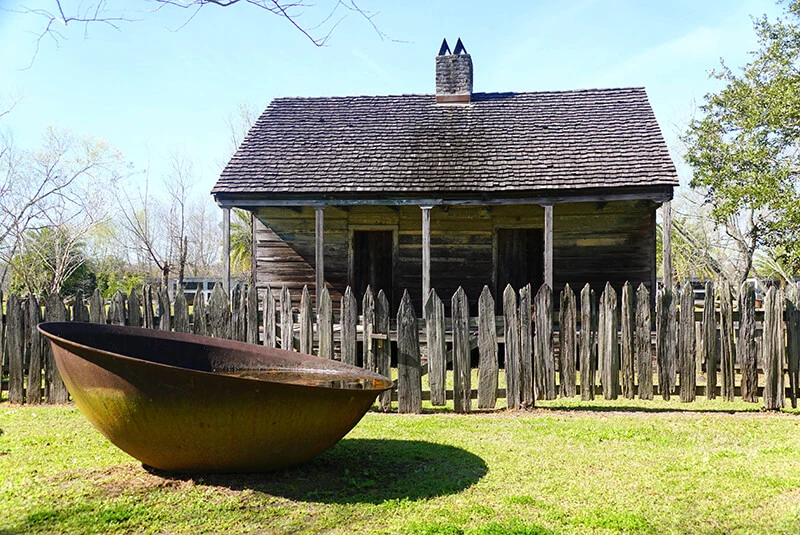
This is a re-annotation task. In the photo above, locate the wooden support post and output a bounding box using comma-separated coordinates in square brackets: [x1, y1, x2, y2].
[209, 283, 232, 339]
[503, 284, 521, 409]
[620, 282, 635, 399]
[193, 289, 208, 336]
[543, 204, 554, 290]
[520, 284, 534, 405]
[397, 290, 422, 414]
[763, 287, 785, 410]
[341, 286, 358, 366]
[375, 290, 392, 411]
[787, 282, 800, 408]
[158, 287, 171, 332]
[534, 283, 555, 400]
[142, 286, 154, 329]
[173, 292, 190, 333]
[580, 284, 596, 401]
[426, 289, 447, 406]
[679, 282, 696, 402]
[656, 287, 676, 400]
[421, 205, 433, 314]
[662, 201, 672, 291]
[362, 287, 375, 371]
[89, 288, 106, 325]
[477, 286, 499, 409]
[702, 281, 718, 400]
[559, 284, 577, 398]
[719, 282, 736, 401]
[109, 291, 126, 326]
[223, 207, 231, 296]
[7, 295, 24, 404]
[127, 288, 141, 328]
[300, 286, 313, 355]
[315, 205, 325, 313]
[317, 287, 332, 359]
[739, 281, 758, 403]
[280, 286, 293, 350]
[44, 293, 69, 403]
[26, 297, 42, 405]
[73, 290, 89, 323]
[636, 283, 653, 400]
[599, 282, 619, 400]
[247, 284, 259, 344]
[452, 287, 471, 413]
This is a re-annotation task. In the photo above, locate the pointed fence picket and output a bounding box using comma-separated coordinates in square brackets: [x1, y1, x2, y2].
[559, 284, 577, 398]
[477, 286, 498, 409]
[3, 279, 799, 410]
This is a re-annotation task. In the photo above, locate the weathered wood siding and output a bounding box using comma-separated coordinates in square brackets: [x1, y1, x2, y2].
[552, 200, 655, 293]
[252, 200, 656, 312]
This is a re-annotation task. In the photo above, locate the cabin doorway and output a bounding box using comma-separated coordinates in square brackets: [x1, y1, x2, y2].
[351, 229, 394, 307]
[495, 228, 544, 297]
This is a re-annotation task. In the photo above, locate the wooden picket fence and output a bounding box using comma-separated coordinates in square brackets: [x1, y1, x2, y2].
[1, 279, 799, 412]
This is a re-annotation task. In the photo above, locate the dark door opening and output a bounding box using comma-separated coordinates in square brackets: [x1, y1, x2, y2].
[353, 230, 394, 307]
[496, 228, 544, 298]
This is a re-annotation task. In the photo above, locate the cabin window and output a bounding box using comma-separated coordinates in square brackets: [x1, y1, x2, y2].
[495, 228, 544, 295]
[351, 229, 394, 306]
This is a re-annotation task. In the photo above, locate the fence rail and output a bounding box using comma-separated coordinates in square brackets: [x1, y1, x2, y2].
[2, 279, 799, 411]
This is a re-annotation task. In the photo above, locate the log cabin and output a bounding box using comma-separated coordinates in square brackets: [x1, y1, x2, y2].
[212, 39, 678, 314]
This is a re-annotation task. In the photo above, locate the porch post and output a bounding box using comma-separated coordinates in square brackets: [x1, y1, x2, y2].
[543, 203, 554, 290]
[315, 205, 325, 313]
[222, 207, 231, 295]
[421, 205, 434, 313]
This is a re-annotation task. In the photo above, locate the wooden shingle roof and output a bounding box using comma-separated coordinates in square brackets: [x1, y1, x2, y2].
[212, 87, 678, 202]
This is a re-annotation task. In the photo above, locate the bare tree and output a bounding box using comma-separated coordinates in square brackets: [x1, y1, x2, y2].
[19, 0, 389, 64]
[668, 189, 762, 286]
[185, 195, 221, 278]
[117, 149, 194, 292]
[0, 126, 124, 293]
[165, 151, 191, 289]
[225, 101, 261, 156]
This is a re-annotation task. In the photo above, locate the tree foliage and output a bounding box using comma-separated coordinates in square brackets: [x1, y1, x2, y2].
[8, 226, 95, 298]
[230, 208, 252, 278]
[683, 0, 800, 279]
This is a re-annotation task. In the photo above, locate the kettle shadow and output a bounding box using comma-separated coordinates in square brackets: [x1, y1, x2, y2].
[145, 438, 487, 504]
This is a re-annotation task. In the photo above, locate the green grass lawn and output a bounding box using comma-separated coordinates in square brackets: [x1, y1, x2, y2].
[2, 400, 800, 534]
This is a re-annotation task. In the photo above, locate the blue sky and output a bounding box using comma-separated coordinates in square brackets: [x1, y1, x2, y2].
[0, 0, 785, 197]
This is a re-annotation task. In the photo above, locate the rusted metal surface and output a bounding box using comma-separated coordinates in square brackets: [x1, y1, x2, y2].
[38, 322, 392, 473]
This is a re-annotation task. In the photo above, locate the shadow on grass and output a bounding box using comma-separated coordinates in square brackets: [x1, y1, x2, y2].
[145, 438, 487, 504]
[533, 404, 786, 415]
[414, 404, 783, 416]
[538, 404, 742, 414]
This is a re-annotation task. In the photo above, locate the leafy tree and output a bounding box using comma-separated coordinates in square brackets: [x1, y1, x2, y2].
[230, 208, 252, 279]
[754, 245, 799, 284]
[683, 0, 800, 282]
[9, 226, 93, 298]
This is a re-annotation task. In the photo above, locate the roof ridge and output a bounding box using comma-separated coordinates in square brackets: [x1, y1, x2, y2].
[271, 87, 647, 102]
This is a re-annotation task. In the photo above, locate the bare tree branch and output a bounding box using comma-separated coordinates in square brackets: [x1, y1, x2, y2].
[16, 0, 393, 66]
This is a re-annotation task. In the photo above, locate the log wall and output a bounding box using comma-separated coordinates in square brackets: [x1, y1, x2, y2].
[252, 199, 656, 313]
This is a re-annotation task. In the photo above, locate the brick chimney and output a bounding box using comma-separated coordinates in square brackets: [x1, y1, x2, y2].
[436, 38, 472, 104]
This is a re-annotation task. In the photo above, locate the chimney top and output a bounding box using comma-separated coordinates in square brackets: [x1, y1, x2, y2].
[435, 38, 473, 104]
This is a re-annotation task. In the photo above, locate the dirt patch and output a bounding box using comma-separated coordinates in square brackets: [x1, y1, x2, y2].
[44, 463, 198, 498]
[92, 464, 198, 497]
